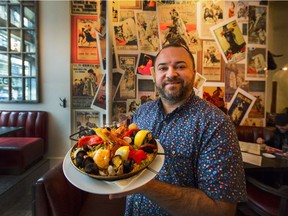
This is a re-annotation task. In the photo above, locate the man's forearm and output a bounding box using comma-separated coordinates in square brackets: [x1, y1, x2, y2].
[140, 179, 236, 216]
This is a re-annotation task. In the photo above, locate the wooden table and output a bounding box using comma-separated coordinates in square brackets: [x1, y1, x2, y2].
[244, 156, 288, 171]
[0, 126, 24, 137]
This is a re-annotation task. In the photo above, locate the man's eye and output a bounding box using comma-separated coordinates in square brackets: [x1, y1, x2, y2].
[176, 65, 186, 69]
[158, 67, 167, 71]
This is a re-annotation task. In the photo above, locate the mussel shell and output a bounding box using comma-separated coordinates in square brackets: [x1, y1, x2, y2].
[76, 150, 87, 158]
[123, 159, 134, 174]
[82, 156, 94, 167]
[75, 156, 84, 167]
[84, 163, 99, 175]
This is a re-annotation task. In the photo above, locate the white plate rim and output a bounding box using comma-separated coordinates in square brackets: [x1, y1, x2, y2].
[262, 153, 276, 158]
[62, 141, 165, 194]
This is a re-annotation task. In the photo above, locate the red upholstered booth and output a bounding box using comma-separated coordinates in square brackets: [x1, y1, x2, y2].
[0, 110, 48, 174]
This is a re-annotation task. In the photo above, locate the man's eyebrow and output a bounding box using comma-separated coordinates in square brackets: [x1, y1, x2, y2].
[156, 61, 187, 66]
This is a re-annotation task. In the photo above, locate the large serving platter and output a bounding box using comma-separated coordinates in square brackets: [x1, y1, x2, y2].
[63, 142, 165, 194]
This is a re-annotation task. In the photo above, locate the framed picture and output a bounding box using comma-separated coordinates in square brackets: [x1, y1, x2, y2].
[135, 11, 160, 52]
[199, 40, 223, 82]
[246, 46, 266, 80]
[118, 54, 138, 73]
[73, 110, 100, 137]
[248, 5, 267, 45]
[227, 88, 256, 126]
[70, 0, 100, 15]
[119, 0, 141, 9]
[198, 0, 224, 39]
[72, 64, 103, 109]
[224, 63, 249, 102]
[91, 74, 106, 112]
[194, 72, 206, 91]
[202, 82, 227, 114]
[138, 78, 156, 104]
[71, 15, 100, 64]
[210, 18, 246, 63]
[137, 53, 155, 76]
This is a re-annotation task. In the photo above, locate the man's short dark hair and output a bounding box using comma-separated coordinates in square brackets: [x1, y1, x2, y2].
[154, 43, 195, 70]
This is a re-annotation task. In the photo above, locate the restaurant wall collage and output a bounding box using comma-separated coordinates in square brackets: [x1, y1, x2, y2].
[70, 0, 268, 134]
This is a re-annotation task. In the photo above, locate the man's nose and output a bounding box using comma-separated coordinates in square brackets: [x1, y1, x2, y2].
[166, 67, 178, 78]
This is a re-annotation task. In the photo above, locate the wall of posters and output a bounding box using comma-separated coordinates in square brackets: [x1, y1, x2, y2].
[70, 0, 269, 130]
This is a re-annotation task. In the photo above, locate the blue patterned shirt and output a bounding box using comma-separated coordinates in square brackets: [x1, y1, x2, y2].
[125, 93, 247, 215]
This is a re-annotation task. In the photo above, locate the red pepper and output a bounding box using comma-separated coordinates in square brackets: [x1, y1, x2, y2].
[122, 128, 139, 138]
[77, 135, 103, 147]
[129, 149, 147, 164]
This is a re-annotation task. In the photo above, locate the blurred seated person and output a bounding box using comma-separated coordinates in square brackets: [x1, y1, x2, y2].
[256, 113, 288, 150]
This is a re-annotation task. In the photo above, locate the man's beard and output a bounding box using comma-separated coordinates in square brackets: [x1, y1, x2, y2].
[156, 78, 192, 103]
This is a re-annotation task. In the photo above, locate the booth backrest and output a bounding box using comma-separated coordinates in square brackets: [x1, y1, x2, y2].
[0, 110, 48, 152]
[235, 126, 275, 143]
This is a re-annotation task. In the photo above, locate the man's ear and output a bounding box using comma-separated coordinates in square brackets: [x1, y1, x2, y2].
[150, 67, 156, 83]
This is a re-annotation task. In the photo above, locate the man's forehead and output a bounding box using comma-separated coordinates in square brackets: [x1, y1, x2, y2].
[156, 48, 192, 64]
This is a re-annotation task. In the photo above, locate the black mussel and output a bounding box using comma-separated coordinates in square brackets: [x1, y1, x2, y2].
[82, 156, 94, 168]
[76, 150, 87, 158]
[149, 138, 157, 145]
[123, 159, 134, 174]
[75, 150, 87, 167]
[84, 163, 99, 175]
[75, 156, 84, 167]
[141, 145, 154, 153]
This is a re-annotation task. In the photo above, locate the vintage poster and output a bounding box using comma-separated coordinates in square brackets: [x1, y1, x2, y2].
[112, 0, 119, 22]
[71, 15, 100, 64]
[138, 78, 155, 104]
[70, 0, 100, 15]
[113, 11, 138, 51]
[236, 1, 249, 22]
[227, 88, 256, 126]
[73, 110, 100, 137]
[248, 81, 266, 119]
[199, 0, 224, 39]
[157, 3, 200, 53]
[119, 0, 142, 9]
[72, 64, 103, 109]
[143, 0, 156, 11]
[137, 53, 155, 76]
[210, 18, 246, 63]
[202, 83, 227, 114]
[201, 40, 222, 81]
[118, 54, 138, 73]
[114, 67, 136, 101]
[112, 101, 128, 124]
[136, 11, 160, 52]
[246, 47, 266, 80]
[91, 74, 106, 112]
[224, 63, 249, 102]
[194, 72, 206, 91]
[248, 5, 267, 45]
[127, 99, 141, 116]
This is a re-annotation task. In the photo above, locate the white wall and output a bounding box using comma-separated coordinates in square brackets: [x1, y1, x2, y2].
[1, 1, 71, 159]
